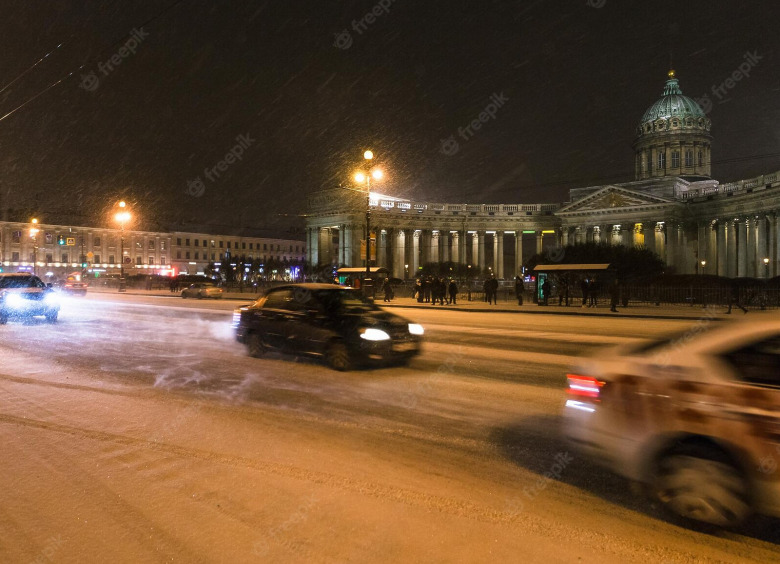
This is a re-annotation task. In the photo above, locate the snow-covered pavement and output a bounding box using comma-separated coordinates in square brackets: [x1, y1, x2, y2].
[0, 294, 777, 562]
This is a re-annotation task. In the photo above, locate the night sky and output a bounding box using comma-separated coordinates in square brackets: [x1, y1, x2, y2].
[2, 0, 779, 236]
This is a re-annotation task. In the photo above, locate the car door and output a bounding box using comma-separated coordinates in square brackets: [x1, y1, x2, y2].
[257, 288, 305, 352]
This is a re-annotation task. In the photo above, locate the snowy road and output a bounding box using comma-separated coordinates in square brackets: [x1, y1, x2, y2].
[0, 294, 778, 563]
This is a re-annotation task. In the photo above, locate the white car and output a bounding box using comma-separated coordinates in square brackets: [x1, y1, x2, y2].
[562, 314, 780, 528]
[181, 283, 223, 299]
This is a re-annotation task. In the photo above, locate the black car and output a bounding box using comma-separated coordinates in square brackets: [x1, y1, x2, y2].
[233, 283, 424, 370]
[0, 273, 60, 324]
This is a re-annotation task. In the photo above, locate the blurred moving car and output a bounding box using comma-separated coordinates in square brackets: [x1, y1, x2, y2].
[181, 283, 223, 299]
[563, 315, 780, 528]
[63, 272, 88, 296]
[0, 273, 60, 324]
[233, 283, 424, 370]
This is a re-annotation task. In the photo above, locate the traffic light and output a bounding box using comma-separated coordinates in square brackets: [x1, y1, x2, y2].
[57, 235, 65, 245]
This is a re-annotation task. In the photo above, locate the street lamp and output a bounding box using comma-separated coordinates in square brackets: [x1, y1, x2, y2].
[700, 260, 706, 275]
[114, 201, 131, 292]
[353, 150, 383, 297]
[764, 257, 770, 279]
[29, 218, 39, 276]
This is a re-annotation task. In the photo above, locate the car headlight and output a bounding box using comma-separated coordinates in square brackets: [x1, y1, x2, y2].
[408, 323, 424, 336]
[44, 293, 59, 305]
[5, 294, 25, 308]
[360, 327, 391, 341]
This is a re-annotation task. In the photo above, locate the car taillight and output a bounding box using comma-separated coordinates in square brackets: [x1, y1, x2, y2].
[566, 374, 605, 401]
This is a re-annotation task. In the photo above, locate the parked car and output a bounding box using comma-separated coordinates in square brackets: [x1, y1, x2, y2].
[181, 283, 223, 299]
[0, 273, 60, 324]
[563, 315, 780, 528]
[233, 283, 424, 370]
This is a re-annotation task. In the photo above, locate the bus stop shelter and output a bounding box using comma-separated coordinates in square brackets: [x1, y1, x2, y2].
[532, 263, 613, 304]
[335, 267, 389, 287]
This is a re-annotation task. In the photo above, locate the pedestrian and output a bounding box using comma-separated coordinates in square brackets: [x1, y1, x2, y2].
[415, 279, 424, 303]
[437, 278, 446, 305]
[482, 278, 490, 303]
[383, 280, 394, 302]
[422, 278, 431, 303]
[541, 278, 550, 306]
[588, 276, 598, 307]
[488, 276, 499, 305]
[448, 279, 458, 305]
[515, 275, 524, 305]
[609, 279, 620, 313]
[558, 276, 569, 307]
[726, 280, 748, 314]
[580, 277, 589, 307]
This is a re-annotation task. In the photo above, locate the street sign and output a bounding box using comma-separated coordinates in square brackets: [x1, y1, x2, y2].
[360, 237, 376, 261]
[86, 252, 94, 259]
[123, 257, 132, 264]
[66, 237, 76, 246]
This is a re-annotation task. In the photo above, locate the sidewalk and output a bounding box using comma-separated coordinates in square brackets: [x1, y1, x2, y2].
[86, 286, 761, 320]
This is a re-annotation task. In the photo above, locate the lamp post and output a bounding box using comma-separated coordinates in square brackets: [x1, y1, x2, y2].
[29, 218, 39, 276]
[700, 260, 706, 275]
[764, 257, 770, 279]
[114, 201, 131, 292]
[353, 150, 383, 298]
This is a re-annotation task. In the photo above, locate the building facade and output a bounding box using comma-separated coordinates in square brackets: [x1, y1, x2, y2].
[0, 220, 306, 280]
[306, 71, 780, 279]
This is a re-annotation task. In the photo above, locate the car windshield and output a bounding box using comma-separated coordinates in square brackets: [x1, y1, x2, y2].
[0, 276, 44, 289]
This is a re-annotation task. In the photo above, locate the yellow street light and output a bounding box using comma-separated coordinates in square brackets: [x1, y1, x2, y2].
[30, 218, 40, 275]
[114, 201, 132, 289]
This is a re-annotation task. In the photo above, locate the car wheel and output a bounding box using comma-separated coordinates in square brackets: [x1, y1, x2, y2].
[197, 293, 204, 299]
[247, 333, 267, 358]
[181, 293, 187, 298]
[325, 341, 351, 371]
[0, 314, 7, 325]
[652, 448, 750, 528]
[45, 311, 58, 323]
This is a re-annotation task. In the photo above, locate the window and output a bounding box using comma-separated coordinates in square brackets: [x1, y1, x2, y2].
[46, 253, 53, 262]
[148, 240, 155, 250]
[160, 241, 166, 251]
[135, 241, 142, 250]
[177, 238, 182, 246]
[61, 253, 69, 263]
[698, 151, 704, 167]
[227, 242, 231, 249]
[94, 255, 100, 264]
[646, 152, 652, 172]
[149, 256, 154, 265]
[109, 254, 115, 264]
[249, 243, 253, 250]
[202, 239, 206, 247]
[177, 251, 182, 259]
[11, 252, 19, 261]
[195, 239, 199, 246]
[195, 252, 200, 260]
[160, 256, 166, 265]
[657, 151, 665, 170]
[723, 334, 780, 387]
[136, 256, 142, 265]
[289, 245, 293, 252]
[28, 252, 35, 262]
[219, 241, 223, 248]
[264, 243, 267, 250]
[685, 150, 693, 167]
[242, 242, 246, 250]
[185, 238, 190, 246]
[671, 151, 679, 168]
[12, 231, 21, 243]
[211, 253, 216, 261]
[185, 251, 190, 259]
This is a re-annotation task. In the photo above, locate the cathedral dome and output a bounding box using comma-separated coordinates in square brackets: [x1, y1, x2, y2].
[636, 71, 711, 138]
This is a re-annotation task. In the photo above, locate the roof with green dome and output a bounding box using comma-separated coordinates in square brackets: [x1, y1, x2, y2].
[639, 71, 707, 125]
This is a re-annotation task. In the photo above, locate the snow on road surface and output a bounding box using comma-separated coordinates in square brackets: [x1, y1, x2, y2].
[0, 294, 777, 562]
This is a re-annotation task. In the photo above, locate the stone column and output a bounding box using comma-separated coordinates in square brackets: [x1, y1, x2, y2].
[697, 223, 707, 274]
[717, 221, 727, 277]
[746, 217, 757, 277]
[757, 216, 768, 278]
[592, 226, 601, 244]
[451, 232, 460, 265]
[514, 231, 523, 275]
[496, 231, 504, 278]
[771, 213, 779, 278]
[412, 230, 420, 274]
[706, 221, 716, 275]
[395, 230, 405, 279]
[477, 231, 486, 272]
[420, 230, 431, 266]
[470, 232, 478, 267]
[440, 231, 449, 263]
[561, 228, 569, 247]
[737, 219, 747, 277]
[535, 231, 543, 254]
[377, 229, 387, 270]
[492, 232, 500, 275]
[431, 230, 440, 264]
[727, 219, 737, 278]
[654, 223, 665, 262]
[403, 229, 414, 278]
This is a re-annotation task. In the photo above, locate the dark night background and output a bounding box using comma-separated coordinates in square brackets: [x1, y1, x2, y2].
[1, 0, 779, 236]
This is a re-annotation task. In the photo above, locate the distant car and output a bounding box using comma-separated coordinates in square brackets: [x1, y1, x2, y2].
[181, 283, 223, 299]
[563, 315, 780, 528]
[0, 273, 60, 324]
[233, 283, 424, 370]
[63, 273, 88, 296]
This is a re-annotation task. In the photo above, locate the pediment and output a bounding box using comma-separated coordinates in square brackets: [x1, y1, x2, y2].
[559, 186, 674, 213]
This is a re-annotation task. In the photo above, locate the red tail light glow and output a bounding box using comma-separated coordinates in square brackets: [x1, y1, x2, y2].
[566, 374, 605, 400]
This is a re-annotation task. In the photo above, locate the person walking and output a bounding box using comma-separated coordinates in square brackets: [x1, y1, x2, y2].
[487, 276, 499, 305]
[580, 277, 589, 307]
[541, 278, 550, 306]
[726, 280, 748, 314]
[514, 275, 524, 305]
[383, 280, 394, 302]
[448, 279, 458, 305]
[588, 276, 598, 307]
[609, 279, 620, 313]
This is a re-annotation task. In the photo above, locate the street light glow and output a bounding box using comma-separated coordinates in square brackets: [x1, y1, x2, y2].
[354, 172, 366, 183]
[363, 150, 373, 160]
[371, 168, 383, 180]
